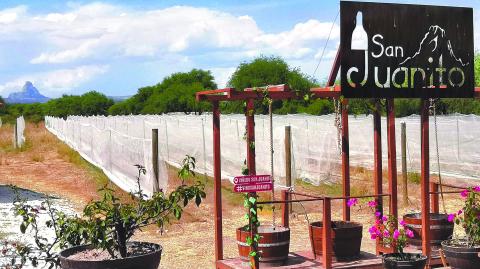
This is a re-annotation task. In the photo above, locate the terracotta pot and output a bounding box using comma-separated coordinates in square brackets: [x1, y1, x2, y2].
[441, 239, 480, 269]
[59, 242, 162, 269]
[382, 253, 427, 269]
[309, 221, 362, 259]
[236, 225, 290, 265]
[403, 213, 453, 247]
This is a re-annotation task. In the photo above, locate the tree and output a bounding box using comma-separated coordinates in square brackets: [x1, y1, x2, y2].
[109, 69, 216, 115]
[224, 56, 320, 114]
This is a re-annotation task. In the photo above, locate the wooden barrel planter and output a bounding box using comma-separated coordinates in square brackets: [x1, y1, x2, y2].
[441, 239, 480, 269]
[309, 221, 363, 259]
[402, 213, 453, 247]
[236, 225, 290, 265]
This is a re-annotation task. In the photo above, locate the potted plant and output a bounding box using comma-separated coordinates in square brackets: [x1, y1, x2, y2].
[442, 186, 480, 269]
[236, 193, 290, 266]
[10, 156, 205, 269]
[309, 198, 363, 260]
[365, 200, 427, 269]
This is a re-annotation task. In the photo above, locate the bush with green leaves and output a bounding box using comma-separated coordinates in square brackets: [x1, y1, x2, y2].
[8, 156, 205, 267]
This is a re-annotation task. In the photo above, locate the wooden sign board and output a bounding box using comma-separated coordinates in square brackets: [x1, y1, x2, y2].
[340, 1, 474, 98]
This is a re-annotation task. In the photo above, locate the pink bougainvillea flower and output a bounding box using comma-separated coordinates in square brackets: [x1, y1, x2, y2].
[375, 211, 382, 217]
[457, 210, 463, 215]
[400, 220, 406, 227]
[347, 198, 358, 207]
[382, 215, 388, 222]
[368, 200, 377, 208]
[383, 230, 390, 237]
[448, 213, 456, 222]
[461, 189, 469, 198]
[393, 229, 400, 240]
[474, 186, 480, 192]
[406, 229, 414, 238]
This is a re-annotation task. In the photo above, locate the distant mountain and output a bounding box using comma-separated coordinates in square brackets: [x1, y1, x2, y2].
[108, 95, 131, 102]
[6, 81, 50, 104]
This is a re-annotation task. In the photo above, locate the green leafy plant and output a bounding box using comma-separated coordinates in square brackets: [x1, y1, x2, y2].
[78, 161, 205, 258]
[448, 186, 480, 247]
[8, 155, 205, 267]
[9, 188, 83, 269]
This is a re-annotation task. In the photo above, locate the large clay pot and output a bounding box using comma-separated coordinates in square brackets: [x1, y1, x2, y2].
[403, 213, 453, 247]
[236, 225, 290, 265]
[382, 253, 427, 269]
[441, 239, 480, 269]
[59, 242, 162, 269]
[309, 221, 362, 259]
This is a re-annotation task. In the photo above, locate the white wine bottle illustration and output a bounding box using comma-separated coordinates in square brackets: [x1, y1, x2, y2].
[347, 11, 369, 87]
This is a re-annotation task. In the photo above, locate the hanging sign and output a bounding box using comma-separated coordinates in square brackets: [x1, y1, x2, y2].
[340, 1, 474, 98]
[233, 175, 273, 193]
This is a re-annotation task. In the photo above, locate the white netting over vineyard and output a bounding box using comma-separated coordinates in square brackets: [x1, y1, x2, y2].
[45, 113, 480, 194]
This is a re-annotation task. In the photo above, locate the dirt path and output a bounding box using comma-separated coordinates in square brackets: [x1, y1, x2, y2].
[0, 122, 470, 268]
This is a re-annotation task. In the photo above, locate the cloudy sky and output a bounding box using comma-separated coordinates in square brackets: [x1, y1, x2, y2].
[0, 0, 478, 97]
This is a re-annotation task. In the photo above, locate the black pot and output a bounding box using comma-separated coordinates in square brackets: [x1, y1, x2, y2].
[59, 242, 162, 269]
[382, 253, 427, 269]
[442, 239, 480, 269]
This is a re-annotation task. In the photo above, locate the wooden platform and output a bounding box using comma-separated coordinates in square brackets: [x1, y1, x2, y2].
[217, 247, 446, 269]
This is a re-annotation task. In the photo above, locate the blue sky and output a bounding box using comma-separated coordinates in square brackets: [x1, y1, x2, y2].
[0, 0, 478, 98]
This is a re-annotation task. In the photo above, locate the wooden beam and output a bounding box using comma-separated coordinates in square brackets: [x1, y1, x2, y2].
[430, 182, 439, 214]
[281, 190, 290, 228]
[421, 99, 431, 267]
[322, 197, 332, 269]
[212, 101, 223, 262]
[245, 99, 259, 269]
[341, 99, 350, 221]
[386, 99, 398, 226]
[373, 101, 383, 254]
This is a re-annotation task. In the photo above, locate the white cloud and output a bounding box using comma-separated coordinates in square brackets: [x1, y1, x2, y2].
[0, 65, 109, 96]
[0, 3, 338, 65]
[209, 67, 237, 88]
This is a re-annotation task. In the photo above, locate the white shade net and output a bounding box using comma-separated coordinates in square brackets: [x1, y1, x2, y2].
[45, 113, 480, 194]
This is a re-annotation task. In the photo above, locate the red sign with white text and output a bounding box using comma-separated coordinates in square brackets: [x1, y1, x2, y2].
[234, 183, 273, 193]
[233, 175, 271, 185]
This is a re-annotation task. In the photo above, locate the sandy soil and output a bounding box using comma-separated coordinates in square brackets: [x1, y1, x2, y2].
[0, 122, 473, 268]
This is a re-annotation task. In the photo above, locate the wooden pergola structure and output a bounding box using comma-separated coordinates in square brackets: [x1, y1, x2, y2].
[196, 54, 480, 268]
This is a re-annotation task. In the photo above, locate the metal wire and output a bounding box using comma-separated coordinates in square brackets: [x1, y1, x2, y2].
[430, 98, 447, 213]
[312, 9, 340, 79]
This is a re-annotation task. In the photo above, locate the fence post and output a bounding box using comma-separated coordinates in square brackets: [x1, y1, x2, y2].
[401, 122, 408, 206]
[152, 129, 160, 193]
[322, 197, 332, 269]
[285, 126, 292, 213]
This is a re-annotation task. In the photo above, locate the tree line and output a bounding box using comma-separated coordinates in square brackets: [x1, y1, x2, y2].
[2, 55, 480, 123]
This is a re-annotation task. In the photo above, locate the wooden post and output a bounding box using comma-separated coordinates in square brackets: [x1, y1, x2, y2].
[212, 101, 223, 262]
[152, 129, 160, 193]
[246, 99, 259, 269]
[373, 101, 383, 254]
[281, 190, 289, 228]
[421, 99, 431, 267]
[285, 126, 292, 213]
[322, 197, 332, 269]
[342, 99, 351, 221]
[431, 182, 439, 214]
[386, 99, 398, 225]
[373, 101, 383, 214]
[401, 122, 408, 206]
